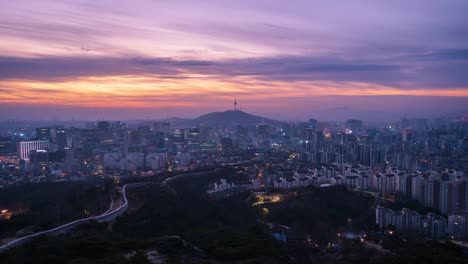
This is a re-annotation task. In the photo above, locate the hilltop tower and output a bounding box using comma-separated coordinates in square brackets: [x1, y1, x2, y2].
[234, 97, 238, 111]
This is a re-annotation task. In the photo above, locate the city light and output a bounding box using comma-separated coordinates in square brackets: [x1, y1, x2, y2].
[0, 1, 466, 262]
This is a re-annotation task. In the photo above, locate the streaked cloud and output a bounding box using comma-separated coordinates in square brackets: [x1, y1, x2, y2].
[0, 0, 467, 120]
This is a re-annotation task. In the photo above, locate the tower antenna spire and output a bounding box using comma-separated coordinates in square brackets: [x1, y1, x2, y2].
[234, 97, 238, 111]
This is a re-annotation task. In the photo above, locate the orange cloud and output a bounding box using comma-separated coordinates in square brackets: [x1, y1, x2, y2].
[1, 75, 467, 109]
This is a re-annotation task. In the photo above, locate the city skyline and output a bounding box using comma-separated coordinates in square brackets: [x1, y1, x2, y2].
[1, 1, 468, 120]
[1, 2, 468, 262]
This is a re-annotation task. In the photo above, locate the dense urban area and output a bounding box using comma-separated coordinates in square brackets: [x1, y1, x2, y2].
[0, 109, 467, 263]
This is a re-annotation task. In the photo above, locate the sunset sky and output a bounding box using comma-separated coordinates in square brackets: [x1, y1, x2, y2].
[1, 0, 467, 121]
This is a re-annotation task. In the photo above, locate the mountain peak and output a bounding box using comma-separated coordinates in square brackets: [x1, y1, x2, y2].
[191, 110, 276, 126]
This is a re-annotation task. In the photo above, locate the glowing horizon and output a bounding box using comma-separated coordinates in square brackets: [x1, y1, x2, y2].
[1, 1, 467, 120]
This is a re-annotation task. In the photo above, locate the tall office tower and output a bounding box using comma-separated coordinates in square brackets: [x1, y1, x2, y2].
[18, 140, 50, 160]
[308, 118, 318, 129]
[186, 128, 201, 151]
[186, 128, 201, 142]
[55, 126, 67, 148]
[305, 129, 317, 153]
[235, 125, 249, 146]
[172, 129, 185, 144]
[65, 128, 80, 149]
[36, 127, 51, 140]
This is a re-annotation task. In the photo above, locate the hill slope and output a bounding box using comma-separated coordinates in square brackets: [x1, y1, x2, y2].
[189, 110, 278, 127]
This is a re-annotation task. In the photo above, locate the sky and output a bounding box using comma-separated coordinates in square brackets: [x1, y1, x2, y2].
[0, 0, 467, 121]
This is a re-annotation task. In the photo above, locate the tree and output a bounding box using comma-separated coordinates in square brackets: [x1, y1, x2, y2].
[130, 250, 150, 264]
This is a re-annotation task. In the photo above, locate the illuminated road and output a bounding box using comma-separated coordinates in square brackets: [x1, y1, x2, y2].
[0, 169, 218, 253]
[0, 182, 147, 253]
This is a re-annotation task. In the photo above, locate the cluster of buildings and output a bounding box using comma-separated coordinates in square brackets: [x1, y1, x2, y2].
[0, 107, 466, 247]
[273, 172, 316, 189]
[208, 162, 468, 217]
[376, 206, 468, 241]
[376, 206, 447, 239]
[295, 164, 468, 216]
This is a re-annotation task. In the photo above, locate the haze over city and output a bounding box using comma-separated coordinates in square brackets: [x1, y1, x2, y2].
[1, 0, 467, 121]
[1, 1, 468, 263]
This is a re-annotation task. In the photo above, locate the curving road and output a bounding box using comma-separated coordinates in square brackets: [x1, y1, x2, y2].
[0, 169, 218, 253]
[0, 182, 148, 253]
